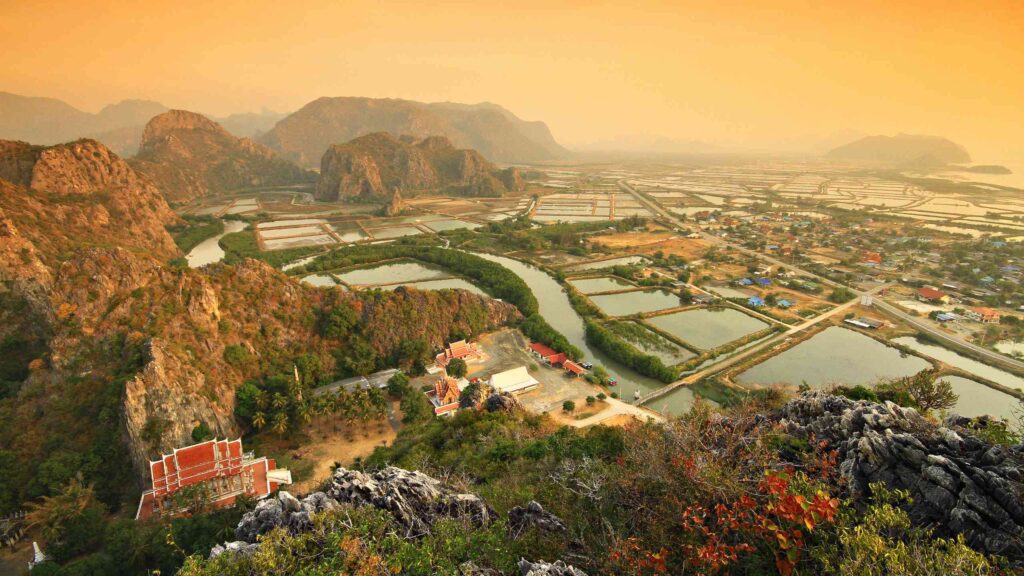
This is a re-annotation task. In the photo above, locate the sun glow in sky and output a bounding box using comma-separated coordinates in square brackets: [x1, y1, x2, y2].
[1, 0, 1022, 163]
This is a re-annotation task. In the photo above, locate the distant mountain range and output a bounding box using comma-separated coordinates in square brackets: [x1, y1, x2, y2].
[0, 92, 284, 157]
[259, 97, 567, 167]
[0, 92, 567, 165]
[826, 133, 972, 166]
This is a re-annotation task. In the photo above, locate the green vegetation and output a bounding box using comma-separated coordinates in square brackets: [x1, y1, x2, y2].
[167, 215, 224, 254]
[178, 400, 1008, 575]
[305, 244, 581, 359]
[828, 286, 857, 303]
[446, 357, 467, 379]
[585, 320, 678, 383]
[219, 226, 321, 268]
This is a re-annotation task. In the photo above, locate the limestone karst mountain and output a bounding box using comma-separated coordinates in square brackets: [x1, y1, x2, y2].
[260, 96, 567, 168]
[315, 132, 526, 201]
[826, 133, 972, 166]
[130, 110, 315, 203]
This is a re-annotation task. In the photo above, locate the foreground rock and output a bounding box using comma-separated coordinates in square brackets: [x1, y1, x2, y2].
[777, 392, 1024, 560]
[213, 466, 585, 574]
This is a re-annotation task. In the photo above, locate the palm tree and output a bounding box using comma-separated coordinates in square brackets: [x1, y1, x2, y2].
[253, 389, 268, 411]
[271, 412, 289, 435]
[298, 401, 314, 425]
[271, 392, 288, 411]
[27, 474, 95, 542]
[252, 411, 267, 430]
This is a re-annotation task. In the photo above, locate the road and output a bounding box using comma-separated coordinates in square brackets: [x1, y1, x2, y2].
[568, 397, 666, 428]
[615, 179, 1024, 400]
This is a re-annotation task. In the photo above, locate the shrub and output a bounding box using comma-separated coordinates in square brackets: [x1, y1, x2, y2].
[562, 400, 576, 413]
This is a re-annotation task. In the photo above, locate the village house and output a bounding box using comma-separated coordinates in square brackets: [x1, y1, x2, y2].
[918, 287, 950, 305]
[136, 439, 291, 521]
[966, 307, 1001, 324]
[426, 374, 463, 416]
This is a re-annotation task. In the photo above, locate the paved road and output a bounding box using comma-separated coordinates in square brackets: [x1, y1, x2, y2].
[569, 397, 666, 428]
[616, 179, 1024, 399]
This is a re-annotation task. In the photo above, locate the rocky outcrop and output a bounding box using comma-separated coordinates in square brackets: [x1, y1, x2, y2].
[131, 110, 314, 203]
[776, 393, 1024, 560]
[260, 96, 566, 168]
[0, 139, 180, 266]
[459, 382, 522, 413]
[517, 559, 589, 576]
[508, 501, 567, 538]
[315, 132, 525, 201]
[212, 466, 582, 573]
[227, 466, 496, 543]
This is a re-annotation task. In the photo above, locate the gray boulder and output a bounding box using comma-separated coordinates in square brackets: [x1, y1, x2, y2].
[518, 558, 589, 576]
[508, 501, 567, 538]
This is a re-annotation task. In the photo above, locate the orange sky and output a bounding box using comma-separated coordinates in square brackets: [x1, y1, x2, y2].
[1, 0, 1022, 163]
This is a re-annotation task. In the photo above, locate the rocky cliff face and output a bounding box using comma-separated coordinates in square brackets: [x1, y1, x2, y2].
[776, 393, 1024, 559]
[131, 110, 314, 203]
[0, 139, 180, 266]
[260, 96, 566, 168]
[316, 132, 525, 201]
[1, 244, 521, 478]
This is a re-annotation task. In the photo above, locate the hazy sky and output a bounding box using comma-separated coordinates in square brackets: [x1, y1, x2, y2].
[2, 0, 1022, 163]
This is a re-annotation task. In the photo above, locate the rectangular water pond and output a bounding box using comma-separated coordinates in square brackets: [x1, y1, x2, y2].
[336, 261, 449, 286]
[568, 276, 636, 294]
[939, 376, 1021, 421]
[736, 327, 930, 388]
[329, 225, 370, 243]
[368, 226, 423, 239]
[646, 308, 768, 350]
[607, 321, 695, 364]
[590, 289, 685, 317]
[568, 255, 649, 271]
[425, 219, 481, 232]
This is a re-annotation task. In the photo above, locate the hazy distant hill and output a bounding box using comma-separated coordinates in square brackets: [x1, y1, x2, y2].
[316, 132, 524, 201]
[0, 91, 286, 156]
[826, 133, 971, 165]
[260, 97, 567, 167]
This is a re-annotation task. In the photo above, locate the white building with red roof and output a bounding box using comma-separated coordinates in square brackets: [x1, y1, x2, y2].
[135, 438, 291, 521]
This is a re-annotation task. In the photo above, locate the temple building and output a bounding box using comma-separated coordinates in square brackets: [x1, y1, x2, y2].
[489, 366, 539, 395]
[435, 339, 483, 368]
[426, 374, 463, 416]
[135, 438, 291, 521]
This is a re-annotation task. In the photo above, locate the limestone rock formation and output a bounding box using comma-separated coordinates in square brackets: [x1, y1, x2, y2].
[131, 110, 314, 203]
[517, 559, 589, 576]
[508, 501, 567, 538]
[776, 392, 1024, 560]
[316, 132, 525, 202]
[213, 466, 582, 574]
[0, 139, 180, 265]
[260, 96, 566, 168]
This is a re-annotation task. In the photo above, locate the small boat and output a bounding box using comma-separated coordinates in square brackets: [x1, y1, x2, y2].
[633, 389, 641, 400]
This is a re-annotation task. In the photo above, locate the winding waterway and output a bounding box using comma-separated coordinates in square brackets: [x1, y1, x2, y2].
[473, 252, 668, 400]
[185, 219, 246, 268]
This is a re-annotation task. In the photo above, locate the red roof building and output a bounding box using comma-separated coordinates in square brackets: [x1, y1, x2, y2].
[435, 340, 482, 368]
[862, 251, 882, 265]
[918, 287, 949, 303]
[529, 342, 558, 359]
[427, 375, 462, 416]
[563, 360, 587, 377]
[135, 439, 290, 521]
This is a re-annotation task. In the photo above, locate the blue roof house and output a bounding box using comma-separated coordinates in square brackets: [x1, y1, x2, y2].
[747, 296, 766, 307]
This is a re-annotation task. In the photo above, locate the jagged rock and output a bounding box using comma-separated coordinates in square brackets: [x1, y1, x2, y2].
[518, 558, 588, 576]
[325, 466, 497, 536]
[485, 392, 522, 413]
[209, 541, 259, 559]
[777, 392, 1024, 560]
[508, 501, 566, 538]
